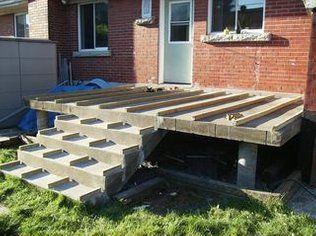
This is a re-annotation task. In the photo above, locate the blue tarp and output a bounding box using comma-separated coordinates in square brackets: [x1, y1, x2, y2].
[18, 79, 121, 133]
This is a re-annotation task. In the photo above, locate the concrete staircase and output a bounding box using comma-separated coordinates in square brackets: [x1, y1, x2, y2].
[0, 114, 164, 204]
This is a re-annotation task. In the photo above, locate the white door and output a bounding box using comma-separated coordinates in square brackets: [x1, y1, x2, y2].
[163, 0, 193, 84]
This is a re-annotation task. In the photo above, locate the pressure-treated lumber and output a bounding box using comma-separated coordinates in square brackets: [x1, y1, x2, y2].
[55, 87, 147, 104]
[156, 92, 250, 116]
[125, 91, 225, 112]
[232, 96, 303, 126]
[100, 90, 202, 109]
[35, 84, 134, 101]
[190, 95, 275, 121]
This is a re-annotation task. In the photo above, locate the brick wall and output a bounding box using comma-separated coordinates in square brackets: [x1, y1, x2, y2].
[0, 14, 14, 36]
[304, 13, 316, 111]
[60, 0, 310, 94]
[193, 0, 311, 93]
[67, 0, 159, 83]
[28, 0, 49, 39]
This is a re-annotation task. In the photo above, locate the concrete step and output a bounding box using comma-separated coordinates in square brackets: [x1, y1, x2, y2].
[37, 128, 140, 165]
[55, 115, 155, 146]
[0, 161, 103, 203]
[18, 143, 123, 190]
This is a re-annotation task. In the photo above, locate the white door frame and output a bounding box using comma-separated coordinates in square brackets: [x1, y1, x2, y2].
[158, 0, 194, 84]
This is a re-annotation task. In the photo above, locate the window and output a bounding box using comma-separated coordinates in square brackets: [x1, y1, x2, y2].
[169, 2, 191, 42]
[210, 0, 265, 33]
[15, 13, 29, 38]
[142, 0, 152, 18]
[79, 2, 108, 50]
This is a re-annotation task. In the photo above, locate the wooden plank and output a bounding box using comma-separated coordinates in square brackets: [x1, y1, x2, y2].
[275, 171, 301, 202]
[158, 168, 280, 201]
[125, 91, 225, 112]
[272, 110, 303, 131]
[114, 177, 165, 203]
[190, 95, 275, 121]
[232, 96, 303, 126]
[55, 87, 147, 104]
[99, 90, 202, 109]
[79, 90, 179, 107]
[156, 92, 250, 116]
[34, 84, 134, 101]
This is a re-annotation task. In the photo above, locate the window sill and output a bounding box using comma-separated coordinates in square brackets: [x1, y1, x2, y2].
[135, 16, 156, 26]
[201, 32, 272, 44]
[72, 50, 111, 58]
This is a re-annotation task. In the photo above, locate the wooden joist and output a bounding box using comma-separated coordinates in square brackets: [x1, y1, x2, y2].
[189, 95, 275, 121]
[156, 92, 250, 116]
[232, 96, 303, 126]
[78, 90, 180, 107]
[55, 86, 147, 104]
[124, 91, 222, 112]
[34, 84, 134, 101]
[99, 90, 202, 109]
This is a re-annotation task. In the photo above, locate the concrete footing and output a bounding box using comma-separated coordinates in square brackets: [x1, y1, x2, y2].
[237, 142, 258, 189]
[36, 111, 49, 130]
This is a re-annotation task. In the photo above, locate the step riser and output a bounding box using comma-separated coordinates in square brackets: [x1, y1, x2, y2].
[55, 120, 142, 146]
[37, 135, 129, 165]
[19, 151, 107, 190]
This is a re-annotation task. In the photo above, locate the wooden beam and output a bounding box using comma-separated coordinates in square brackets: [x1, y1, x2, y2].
[77, 90, 179, 107]
[232, 96, 303, 126]
[55, 87, 147, 104]
[190, 95, 275, 121]
[125, 91, 226, 112]
[34, 84, 134, 101]
[157, 92, 250, 116]
[98, 90, 202, 109]
[272, 110, 303, 131]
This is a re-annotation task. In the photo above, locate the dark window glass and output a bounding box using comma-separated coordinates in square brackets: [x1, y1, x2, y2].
[80, 4, 94, 49]
[95, 2, 108, 48]
[171, 23, 190, 42]
[238, 0, 264, 30]
[16, 14, 29, 37]
[170, 2, 190, 42]
[212, 0, 236, 32]
[211, 0, 264, 32]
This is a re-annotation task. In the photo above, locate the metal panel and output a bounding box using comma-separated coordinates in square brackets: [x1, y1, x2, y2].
[0, 39, 57, 121]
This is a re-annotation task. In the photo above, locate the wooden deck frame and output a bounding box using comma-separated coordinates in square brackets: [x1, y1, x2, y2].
[28, 85, 304, 147]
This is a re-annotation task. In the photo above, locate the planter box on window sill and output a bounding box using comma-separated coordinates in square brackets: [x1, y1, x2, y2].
[73, 50, 111, 58]
[201, 32, 272, 44]
[135, 17, 156, 26]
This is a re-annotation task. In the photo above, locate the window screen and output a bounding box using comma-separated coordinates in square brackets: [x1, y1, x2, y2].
[170, 2, 191, 42]
[142, 0, 152, 18]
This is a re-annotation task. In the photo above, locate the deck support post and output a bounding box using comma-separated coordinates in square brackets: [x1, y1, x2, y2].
[237, 142, 258, 189]
[36, 110, 49, 130]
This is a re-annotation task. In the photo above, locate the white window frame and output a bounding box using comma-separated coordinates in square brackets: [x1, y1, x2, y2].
[208, 0, 266, 35]
[168, 0, 192, 45]
[14, 12, 29, 38]
[142, 0, 152, 18]
[78, 1, 109, 52]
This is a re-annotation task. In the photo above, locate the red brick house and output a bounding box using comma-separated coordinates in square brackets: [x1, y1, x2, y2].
[1, 0, 316, 182]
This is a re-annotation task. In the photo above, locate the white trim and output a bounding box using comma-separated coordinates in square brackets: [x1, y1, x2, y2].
[208, 0, 266, 34]
[78, 2, 108, 51]
[142, 0, 152, 18]
[14, 12, 28, 38]
[158, 0, 165, 84]
[168, 0, 192, 44]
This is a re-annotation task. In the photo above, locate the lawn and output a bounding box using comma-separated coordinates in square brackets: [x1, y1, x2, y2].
[0, 147, 315, 235]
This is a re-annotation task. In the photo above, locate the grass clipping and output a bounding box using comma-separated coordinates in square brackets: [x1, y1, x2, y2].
[0, 148, 315, 235]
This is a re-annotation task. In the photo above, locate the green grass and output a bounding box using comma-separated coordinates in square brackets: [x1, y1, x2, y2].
[0, 147, 315, 235]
